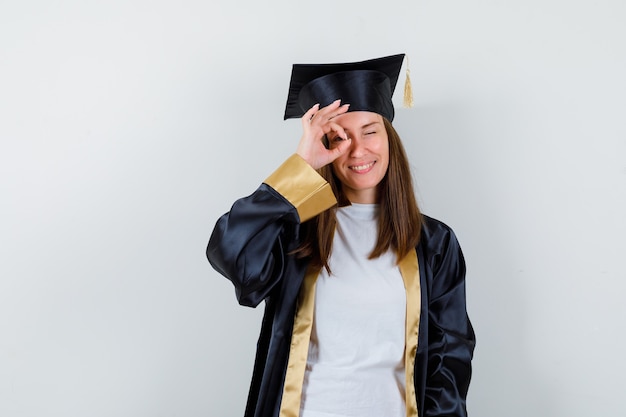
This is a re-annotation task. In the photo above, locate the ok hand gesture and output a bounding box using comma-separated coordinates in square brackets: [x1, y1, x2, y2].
[296, 100, 351, 170]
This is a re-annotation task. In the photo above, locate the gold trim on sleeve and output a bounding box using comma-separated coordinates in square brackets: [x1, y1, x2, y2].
[278, 266, 319, 417]
[264, 154, 337, 223]
[399, 249, 421, 417]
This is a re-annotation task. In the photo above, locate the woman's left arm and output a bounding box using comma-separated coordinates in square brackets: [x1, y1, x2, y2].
[424, 226, 476, 417]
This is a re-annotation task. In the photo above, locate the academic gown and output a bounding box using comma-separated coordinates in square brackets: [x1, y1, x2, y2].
[207, 154, 475, 417]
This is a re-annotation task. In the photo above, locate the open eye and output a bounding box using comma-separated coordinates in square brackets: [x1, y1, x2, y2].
[330, 136, 348, 145]
[328, 136, 345, 148]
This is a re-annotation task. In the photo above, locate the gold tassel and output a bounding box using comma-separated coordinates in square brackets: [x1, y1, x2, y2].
[403, 56, 414, 108]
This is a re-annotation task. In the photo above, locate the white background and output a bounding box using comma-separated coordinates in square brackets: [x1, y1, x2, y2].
[1, 1, 625, 416]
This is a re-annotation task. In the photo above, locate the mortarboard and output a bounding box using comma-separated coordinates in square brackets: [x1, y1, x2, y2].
[283, 53, 411, 122]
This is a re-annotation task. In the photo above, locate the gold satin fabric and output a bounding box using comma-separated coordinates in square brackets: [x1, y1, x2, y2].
[279, 250, 421, 417]
[278, 266, 319, 417]
[264, 154, 337, 223]
[399, 249, 421, 417]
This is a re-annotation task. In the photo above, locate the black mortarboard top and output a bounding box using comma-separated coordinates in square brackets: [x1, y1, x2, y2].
[284, 54, 409, 122]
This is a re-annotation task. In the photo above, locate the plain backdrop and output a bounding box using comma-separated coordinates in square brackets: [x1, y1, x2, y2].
[1, 1, 625, 416]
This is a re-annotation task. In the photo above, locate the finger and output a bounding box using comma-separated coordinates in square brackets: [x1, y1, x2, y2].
[326, 122, 348, 141]
[318, 99, 342, 113]
[310, 104, 350, 134]
[302, 103, 320, 127]
[328, 136, 352, 161]
[312, 100, 343, 122]
[327, 103, 350, 120]
[316, 101, 348, 120]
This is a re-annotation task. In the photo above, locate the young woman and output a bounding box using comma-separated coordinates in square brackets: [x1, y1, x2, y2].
[207, 54, 475, 417]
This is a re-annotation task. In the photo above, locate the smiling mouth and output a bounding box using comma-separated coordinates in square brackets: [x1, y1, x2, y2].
[349, 161, 375, 172]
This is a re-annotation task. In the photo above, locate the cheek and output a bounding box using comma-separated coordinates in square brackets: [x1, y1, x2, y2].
[377, 139, 390, 161]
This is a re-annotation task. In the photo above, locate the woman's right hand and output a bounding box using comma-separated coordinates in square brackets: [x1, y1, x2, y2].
[296, 100, 352, 170]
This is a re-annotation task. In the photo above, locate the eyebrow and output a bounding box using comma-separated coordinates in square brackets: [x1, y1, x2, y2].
[361, 121, 381, 130]
[339, 121, 382, 136]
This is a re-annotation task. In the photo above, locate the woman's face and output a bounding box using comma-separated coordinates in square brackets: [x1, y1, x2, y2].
[328, 111, 389, 204]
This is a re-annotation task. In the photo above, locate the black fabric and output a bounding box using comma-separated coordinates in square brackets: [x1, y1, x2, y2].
[207, 183, 475, 417]
[284, 54, 405, 121]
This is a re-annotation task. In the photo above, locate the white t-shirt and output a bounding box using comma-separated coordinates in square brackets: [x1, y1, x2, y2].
[300, 203, 406, 417]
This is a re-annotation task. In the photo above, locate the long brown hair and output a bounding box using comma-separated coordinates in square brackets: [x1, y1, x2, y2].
[293, 118, 422, 273]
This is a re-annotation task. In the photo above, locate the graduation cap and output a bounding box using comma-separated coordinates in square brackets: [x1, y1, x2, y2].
[284, 53, 412, 122]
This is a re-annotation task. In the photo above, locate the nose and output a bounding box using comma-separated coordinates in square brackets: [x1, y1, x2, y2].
[348, 136, 365, 158]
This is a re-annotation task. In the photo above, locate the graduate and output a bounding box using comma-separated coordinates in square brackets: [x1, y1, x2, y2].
[207, 54, 475, 417]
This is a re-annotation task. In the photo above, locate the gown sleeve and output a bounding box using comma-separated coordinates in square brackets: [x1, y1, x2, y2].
[206, 154, 336, 307]
[424, 223, 476, 416]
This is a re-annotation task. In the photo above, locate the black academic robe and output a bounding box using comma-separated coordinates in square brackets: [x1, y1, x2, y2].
[207, 155, 475, 417]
